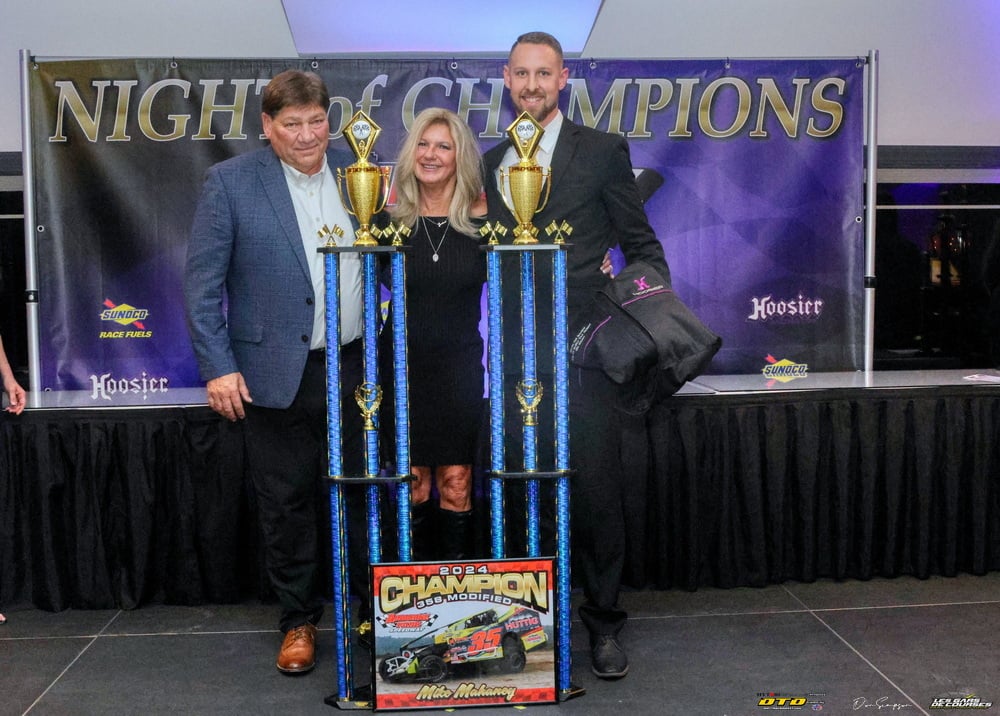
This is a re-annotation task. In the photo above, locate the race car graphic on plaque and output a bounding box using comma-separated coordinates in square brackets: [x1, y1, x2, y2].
[372, 558, 556, 710]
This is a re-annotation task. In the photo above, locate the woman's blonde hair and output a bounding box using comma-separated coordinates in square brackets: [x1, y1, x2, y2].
[390, 108, 484, 237]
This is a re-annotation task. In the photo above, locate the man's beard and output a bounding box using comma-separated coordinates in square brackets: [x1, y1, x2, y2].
[514, 94, 555, 123]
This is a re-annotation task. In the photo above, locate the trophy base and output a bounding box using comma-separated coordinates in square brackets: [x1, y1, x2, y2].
[559, 684, 587, 701]
[325, 684, 373, 710]
[512, 235, 540, 246]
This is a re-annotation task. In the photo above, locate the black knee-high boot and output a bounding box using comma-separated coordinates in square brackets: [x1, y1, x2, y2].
[410, 499, 439, 562]
[439, 508, 475, 560]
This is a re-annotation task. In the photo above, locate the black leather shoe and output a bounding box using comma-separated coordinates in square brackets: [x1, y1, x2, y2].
[590, 635, 628, 679]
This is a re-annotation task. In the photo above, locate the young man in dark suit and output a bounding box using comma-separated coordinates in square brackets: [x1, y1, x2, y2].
[185, 69, 365, 675]
[483, 31, 671, 680]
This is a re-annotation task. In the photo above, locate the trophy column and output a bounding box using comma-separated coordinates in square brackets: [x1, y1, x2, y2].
[482, 239, 578, 700]
[320, 112, 413, 709]
[483, 111, 582, 701]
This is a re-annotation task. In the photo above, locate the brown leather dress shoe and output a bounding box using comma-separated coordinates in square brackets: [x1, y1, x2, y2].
[276, 623, 317, 674]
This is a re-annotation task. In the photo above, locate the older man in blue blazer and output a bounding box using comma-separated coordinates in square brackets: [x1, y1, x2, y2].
[185, 69, 364, 675]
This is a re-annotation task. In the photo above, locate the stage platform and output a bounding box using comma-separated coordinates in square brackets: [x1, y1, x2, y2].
[3, 367, 1000, 613]
[3, 367, 1000, 714]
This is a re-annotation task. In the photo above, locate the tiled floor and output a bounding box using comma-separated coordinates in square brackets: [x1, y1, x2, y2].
[2, 572, 998, 715]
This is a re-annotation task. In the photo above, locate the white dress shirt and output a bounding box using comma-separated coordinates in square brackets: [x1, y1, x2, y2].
[281, 156, 363, 348]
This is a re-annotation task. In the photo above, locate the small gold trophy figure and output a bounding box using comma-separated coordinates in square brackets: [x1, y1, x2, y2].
[515, 379, 544, 427]
[336, 110, 391, 246]
[499, 111, 551, 244]
[354, 382, 382, 431]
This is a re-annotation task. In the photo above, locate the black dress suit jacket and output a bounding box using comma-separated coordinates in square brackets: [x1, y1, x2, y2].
[483, 118, 670, 371]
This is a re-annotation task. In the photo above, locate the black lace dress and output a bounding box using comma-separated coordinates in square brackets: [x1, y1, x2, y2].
[380, 216, 486, 466]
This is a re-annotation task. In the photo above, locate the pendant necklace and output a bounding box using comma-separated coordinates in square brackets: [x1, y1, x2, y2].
[420, 215, 449, 262]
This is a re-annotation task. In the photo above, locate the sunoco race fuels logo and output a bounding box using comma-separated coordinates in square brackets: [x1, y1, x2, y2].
[100, 298, 152, 338]
[762, 355, 809, 385]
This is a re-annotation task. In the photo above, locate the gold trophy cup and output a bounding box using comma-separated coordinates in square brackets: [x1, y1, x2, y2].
[499, 112, 551, 245]
[336, 110, 391, 247]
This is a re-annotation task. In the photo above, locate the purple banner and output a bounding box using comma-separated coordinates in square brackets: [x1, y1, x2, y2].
[27, 56, 864, 399]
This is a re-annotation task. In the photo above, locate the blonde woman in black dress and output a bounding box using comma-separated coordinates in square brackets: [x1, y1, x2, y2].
[384, 108, 487, 560]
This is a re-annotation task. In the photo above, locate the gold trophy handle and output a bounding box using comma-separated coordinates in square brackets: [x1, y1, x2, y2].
[536, 167, 551, 215]
[335, 170, 357, 219]
[499, 167, 551, 218]
[499, 167, 515, 218]
[375, 166, 391, 216]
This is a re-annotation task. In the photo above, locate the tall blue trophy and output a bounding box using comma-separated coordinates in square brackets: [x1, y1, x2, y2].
[319, 111, 413, 709]
[481, 111, 582, 700]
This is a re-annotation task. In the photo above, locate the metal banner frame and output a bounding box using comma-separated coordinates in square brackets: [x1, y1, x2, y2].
[19, 53, 876, 401]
